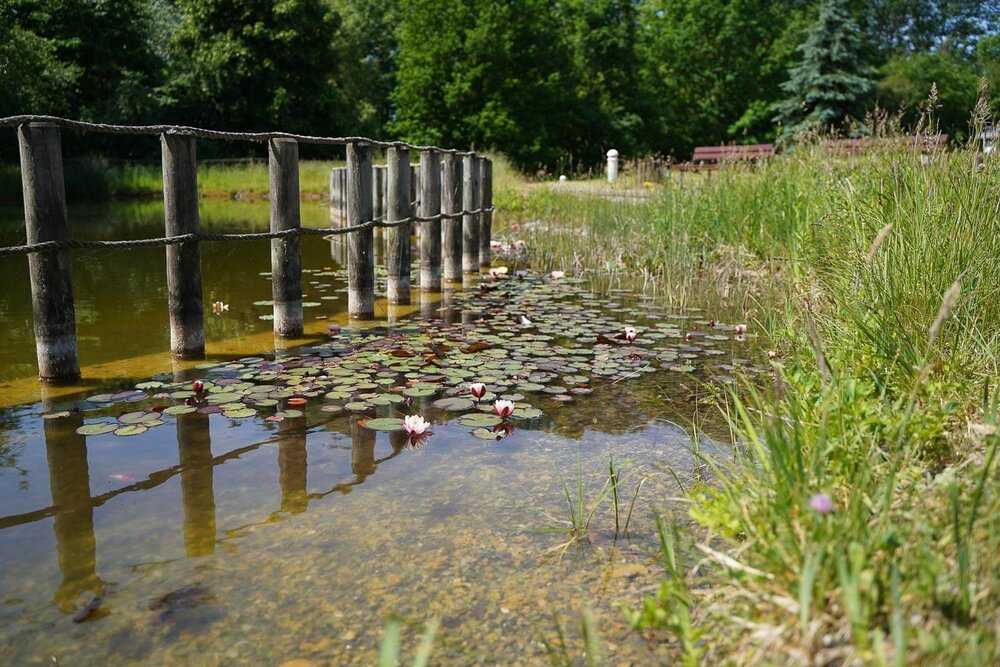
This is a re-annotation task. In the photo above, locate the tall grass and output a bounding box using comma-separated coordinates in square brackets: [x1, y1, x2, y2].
[511, 141, 1000, 663]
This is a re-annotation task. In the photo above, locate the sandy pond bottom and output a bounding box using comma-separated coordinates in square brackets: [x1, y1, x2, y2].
[0, 274, 750, 665]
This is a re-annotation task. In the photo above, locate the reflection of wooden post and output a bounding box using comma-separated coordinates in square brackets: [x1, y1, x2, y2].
[18, 122, 81, 381]
[441, 154, 463, 282]
[441, 287, 459, 325]
[420, 290, 439, 320]
[386, 146, 411, 304]
[45, 412, 101, 612]
[162, 133, 205, 358]
[177, 412, 216, 557]
[479, 158, 493, 267]
[350, 421, 376, 482]
[462, 154, 481, 274]
[269, 138, 303, 337]
[347, 143, 375, 319]
[419, 150, 442, 292]
[278, 416, 308, 515]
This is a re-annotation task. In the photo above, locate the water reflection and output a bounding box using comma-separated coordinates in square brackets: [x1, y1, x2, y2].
[177, 412, 216, 557]
[277, 416, 308, 515]
[44, 411, 103, 612]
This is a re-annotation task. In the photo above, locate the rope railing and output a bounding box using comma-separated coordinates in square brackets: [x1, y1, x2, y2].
[0, 206, 496, 257]
[0, 114, 477, 155]
[4, 116, 495, 381]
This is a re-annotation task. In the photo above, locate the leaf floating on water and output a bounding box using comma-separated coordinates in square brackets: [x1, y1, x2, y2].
[162, 405, 197, 416]
[432, 397, 476, 411]
[223, 407, 256, 419]
[457, 413, 503, 428]
[362, 417, 405, 431]
[117, 411, 161, 425]
[42, 411, 72, 420]
[113, 424, 148, 437]
[461, 341, 493, 354]
[76, 422, 118, 436]
[471, 427, 506, 441]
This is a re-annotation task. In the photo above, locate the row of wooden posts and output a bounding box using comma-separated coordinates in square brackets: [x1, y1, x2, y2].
[13, 122, 493, 383]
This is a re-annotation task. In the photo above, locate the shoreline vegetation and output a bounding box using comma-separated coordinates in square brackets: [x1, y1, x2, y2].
[498, 132, 999, 663]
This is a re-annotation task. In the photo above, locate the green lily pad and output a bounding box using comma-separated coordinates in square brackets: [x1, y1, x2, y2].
[113, 424, 148, 437]
[471, 427, 506, 441]
[223, 407, 257, 419]
[458, 413, 503, 427]
[118, 411, 161, 425]
[162, 405, 197, 416]
[433, 397, 475, 411]
[76, 422, 118, 436]
[362, 417, 405, 431]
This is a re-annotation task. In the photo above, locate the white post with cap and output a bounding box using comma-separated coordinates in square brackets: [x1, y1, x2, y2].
[606, 149, 619, 183]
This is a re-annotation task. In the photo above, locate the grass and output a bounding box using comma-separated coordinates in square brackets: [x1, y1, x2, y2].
[0, 158, 344, 202]
[501, 126, 1000, 663]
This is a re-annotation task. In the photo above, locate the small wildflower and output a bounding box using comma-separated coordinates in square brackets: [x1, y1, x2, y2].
[810, 493, 834, 515]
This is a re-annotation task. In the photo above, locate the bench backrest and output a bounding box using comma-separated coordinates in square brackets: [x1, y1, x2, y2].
[692, 143, 775, 163]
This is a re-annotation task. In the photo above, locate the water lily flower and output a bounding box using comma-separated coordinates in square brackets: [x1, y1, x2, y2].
[192, 380, 205, 393]
[684, 332, 693, 342]
[470, 383, 487, 399]
[493, 399, 515, 419]
[328, 324, 341, 334]
[515, 270, 528, 280]
[734, 323, 747, 335]
[211, 301, 229, 314]
[516, 314, 533, 327]
[809, 493, 834, 515]
[550, 270, 565, 280]
[490, 266, 508, 278]
[624, 326, 637, 342]
[403, 414, 430, 436]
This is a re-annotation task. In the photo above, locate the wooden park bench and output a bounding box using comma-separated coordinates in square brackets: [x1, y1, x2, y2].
[672, 143, 775, 171]
[824, 134, 949, 156]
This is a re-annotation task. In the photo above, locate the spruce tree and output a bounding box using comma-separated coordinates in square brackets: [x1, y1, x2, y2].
[773, 0, 875, 138]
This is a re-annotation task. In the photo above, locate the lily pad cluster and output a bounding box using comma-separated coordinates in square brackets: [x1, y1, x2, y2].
[67, 271, 745, 440]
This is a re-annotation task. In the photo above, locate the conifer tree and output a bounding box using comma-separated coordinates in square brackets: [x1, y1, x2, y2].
[773, 0, 876, 138]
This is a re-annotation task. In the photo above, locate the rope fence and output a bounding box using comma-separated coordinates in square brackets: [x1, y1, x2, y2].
[1, 116, 496, 381]
[0, 206, 496, 257]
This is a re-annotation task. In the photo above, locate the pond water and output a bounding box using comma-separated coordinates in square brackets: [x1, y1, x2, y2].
[0, 200, 754, 664]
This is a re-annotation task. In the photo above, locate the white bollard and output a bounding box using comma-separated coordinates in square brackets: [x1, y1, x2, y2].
[606, 149, 619, 183]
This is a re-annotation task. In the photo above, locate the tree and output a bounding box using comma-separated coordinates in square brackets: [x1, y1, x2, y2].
[390, 0, 578, 171]
[165, 0, 351, 135]
[878, 49, 982, 139]
[774, 0, 876, 138]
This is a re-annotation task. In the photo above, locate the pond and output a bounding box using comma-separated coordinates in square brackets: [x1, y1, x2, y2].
[0, 199, 754, 664]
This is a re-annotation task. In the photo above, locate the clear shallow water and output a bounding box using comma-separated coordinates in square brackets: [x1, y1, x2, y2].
[0, 200, 755, 664]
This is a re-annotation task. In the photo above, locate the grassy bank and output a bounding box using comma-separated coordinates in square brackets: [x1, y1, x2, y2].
[498, 143, 1000, 664]
[0, 159, 342, 203]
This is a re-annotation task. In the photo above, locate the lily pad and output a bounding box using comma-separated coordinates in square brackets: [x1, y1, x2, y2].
[362, 417, 405, 431]
[162, 405, 197, 416]
[76, 422, 118, 436]
[458, 413, 503, 427]
[432, 397, 475, 411]
[113, 424, 148, 437]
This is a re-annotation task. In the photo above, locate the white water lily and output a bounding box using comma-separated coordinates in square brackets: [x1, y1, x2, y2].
[550, 270, 565, 280]
[624, 326, 637, 342]
[516, 314, 533, 327]
[403, 414, 430, 436]
[489, 266, 508, 278]
[493, 399, 515, 419]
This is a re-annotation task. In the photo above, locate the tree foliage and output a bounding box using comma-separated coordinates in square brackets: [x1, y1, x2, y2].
[0, 0, 997, 167]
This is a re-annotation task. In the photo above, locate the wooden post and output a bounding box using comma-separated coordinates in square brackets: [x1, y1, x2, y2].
[419, 150, 442, 291]
[442, 153, 463, 281]
[18, 122, 80, 380]
[372, 165, 385, 221]
[162, 133, 205, 358]
[479, 158, 493, 267]
[347, 142, 375, 319]
[386, 145, 411, 304]
[462, 154, 481, 273]
[269, 138, 303, 337]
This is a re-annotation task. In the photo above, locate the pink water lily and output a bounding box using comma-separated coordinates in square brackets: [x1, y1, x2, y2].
[624, 326, 637, 342]
[489, 266, 508, 278]
[550, 270, 565, 280]
[403, 414, 430, 436]
[493, 399, 515, 419]
[515, 269, 528, 280]
[470, 383, 487, 399]
[192, 380, 205, 393]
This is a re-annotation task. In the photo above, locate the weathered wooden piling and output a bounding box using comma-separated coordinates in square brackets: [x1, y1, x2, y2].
[462, 154, 481, 274]
[268, 138, 303, 337]
[386, 146, 411, 304]
[479, 158, 493, 267]
[442, 154, 463, 281]
[347, 143, 375, 319]
[419, 150, 442, 291]
[161, 133, 205, 358]
[18, 122, 80, 381]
